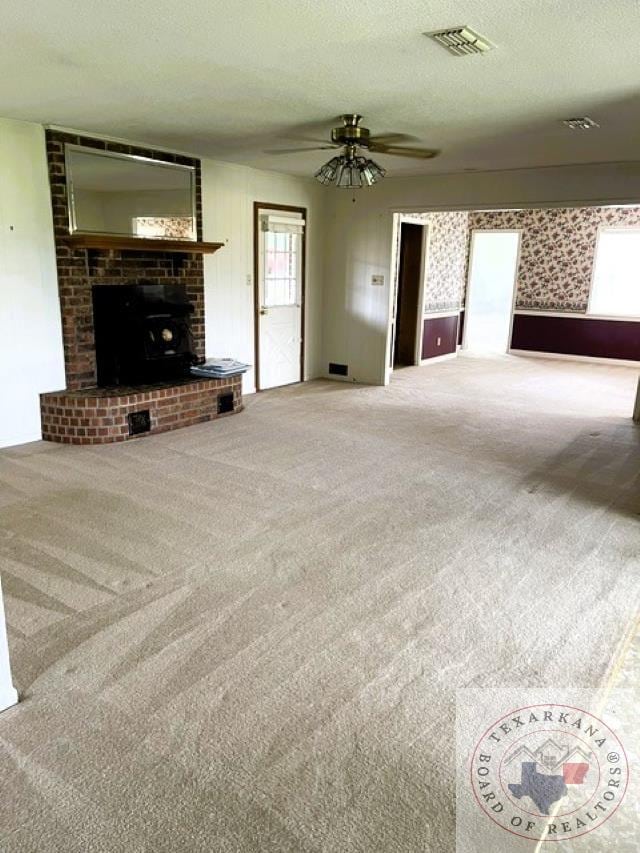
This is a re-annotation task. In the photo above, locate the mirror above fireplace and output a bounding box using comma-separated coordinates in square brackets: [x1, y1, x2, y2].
[65, 145, 196, 240]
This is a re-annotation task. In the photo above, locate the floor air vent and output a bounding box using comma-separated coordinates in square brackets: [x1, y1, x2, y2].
[329, 363, 348, 376]
[217, 392, 234, 414]
[128, 410, 151, 435]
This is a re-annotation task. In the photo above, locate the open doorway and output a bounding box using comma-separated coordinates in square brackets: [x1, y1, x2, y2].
[463, 230, 520, 353]
[392, 221, 425, 368]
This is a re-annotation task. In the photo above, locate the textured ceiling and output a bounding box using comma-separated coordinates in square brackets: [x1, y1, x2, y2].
[2, 0, 640, 176]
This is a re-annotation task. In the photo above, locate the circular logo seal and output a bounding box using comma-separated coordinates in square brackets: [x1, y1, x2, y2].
[470, 704, 629, 842]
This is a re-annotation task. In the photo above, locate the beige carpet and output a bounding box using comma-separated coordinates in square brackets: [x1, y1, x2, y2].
[0, 355, 638, 852]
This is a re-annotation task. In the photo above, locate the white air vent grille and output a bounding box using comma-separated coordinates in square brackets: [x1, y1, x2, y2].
[562, 117, 599, 130]
[425, 26, 494, 56]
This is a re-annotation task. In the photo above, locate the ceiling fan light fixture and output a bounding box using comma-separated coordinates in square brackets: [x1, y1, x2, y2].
[314, 156, 341, 185]
[315, 153, 386, 189]
[361, 159, 386, 186]
[337, 160, 362, 189]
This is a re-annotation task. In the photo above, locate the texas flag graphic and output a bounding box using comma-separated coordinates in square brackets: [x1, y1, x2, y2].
[508, 762, 590, 814]
[563, 762, 590, 785]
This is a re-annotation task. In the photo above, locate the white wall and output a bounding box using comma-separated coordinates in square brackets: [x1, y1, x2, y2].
[201, 160, 326, 393]
[323, 161, 640, 385]
[0, 118, 65, 448]
[0, 577, 18, 713]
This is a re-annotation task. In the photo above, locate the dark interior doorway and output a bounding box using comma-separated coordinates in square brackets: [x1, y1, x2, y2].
[393, 222, 424, 367]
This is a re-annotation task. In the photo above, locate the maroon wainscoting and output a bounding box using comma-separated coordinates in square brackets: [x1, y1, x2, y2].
[511, 313, 640, 361]
[422, 314, 459, 360]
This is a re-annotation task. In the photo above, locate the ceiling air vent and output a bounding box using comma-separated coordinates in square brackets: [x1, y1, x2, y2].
[424, 26, 494, 56]
[562, 117, 599, 130]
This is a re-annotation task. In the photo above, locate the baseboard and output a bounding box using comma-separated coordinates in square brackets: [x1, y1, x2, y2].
[0, 685, 18, 714]
[420, 352, 458, 366]
[322, 373, 352, 383]
[509, 349, 640, 368]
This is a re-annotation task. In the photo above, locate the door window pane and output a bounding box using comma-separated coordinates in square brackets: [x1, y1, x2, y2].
[264, 231, 298, 306]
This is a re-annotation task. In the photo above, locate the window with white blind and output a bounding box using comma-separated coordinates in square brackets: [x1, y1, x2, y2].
[589, 228, 640, 317]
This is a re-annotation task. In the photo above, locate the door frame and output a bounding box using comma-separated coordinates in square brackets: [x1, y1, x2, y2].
[414, 224, 431, 364]
[462, 228, 522, 353]
[389, 215, 430, 371]
[253, 202, 307, 392]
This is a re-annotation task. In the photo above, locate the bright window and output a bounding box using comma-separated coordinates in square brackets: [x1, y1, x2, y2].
[590, 228, 640, 317]
[264, 230, 299, 307]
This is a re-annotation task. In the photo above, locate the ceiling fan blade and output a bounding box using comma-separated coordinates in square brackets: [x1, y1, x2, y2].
[263, 145, 339, 155]
[292, 136, 340, 144]
[368, 143, 440, 159]
[367, 133, 414, 145]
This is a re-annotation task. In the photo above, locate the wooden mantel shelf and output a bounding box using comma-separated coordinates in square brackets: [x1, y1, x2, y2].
[63, 234, 224, 254]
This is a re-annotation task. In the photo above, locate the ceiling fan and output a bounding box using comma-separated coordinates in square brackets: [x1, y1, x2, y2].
[268, 114, 439, 188]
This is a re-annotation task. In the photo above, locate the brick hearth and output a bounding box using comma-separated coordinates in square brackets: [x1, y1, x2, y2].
[40, 376, 243, 445]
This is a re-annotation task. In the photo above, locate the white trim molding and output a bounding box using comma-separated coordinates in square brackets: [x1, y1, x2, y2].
[423, 309, 461, 319]
[514, 309, 640, 323]
[0, 578, 18, 714]
[509, 349, 640, 368]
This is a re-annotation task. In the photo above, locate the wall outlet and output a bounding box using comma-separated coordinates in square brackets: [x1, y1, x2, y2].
[436, 337, 442, 346]
[246, 274, 252, 286]
[371, 274, 384, 286]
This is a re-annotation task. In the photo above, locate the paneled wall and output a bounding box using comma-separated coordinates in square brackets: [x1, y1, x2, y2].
[510, 314, 640, 361]
[201, 160, 326, 394]
[421, 314, 459, 360]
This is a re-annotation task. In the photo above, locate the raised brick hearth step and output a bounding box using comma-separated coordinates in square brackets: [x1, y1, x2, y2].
[40, 375, 243, 445]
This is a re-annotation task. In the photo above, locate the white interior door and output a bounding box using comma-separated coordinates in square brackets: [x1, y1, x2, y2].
[464, 230, 520, 353]
[257, 210, 304, 390]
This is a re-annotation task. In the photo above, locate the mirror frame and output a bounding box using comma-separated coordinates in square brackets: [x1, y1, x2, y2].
[64, 144, 197, 240]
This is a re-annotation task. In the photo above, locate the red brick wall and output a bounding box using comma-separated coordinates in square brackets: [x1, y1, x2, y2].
[41, 376, 243, 445]
[45, 130, 205, 390]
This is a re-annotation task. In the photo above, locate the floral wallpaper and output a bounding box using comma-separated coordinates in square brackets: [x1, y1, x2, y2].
[469, 206, 640, 312]
[399, 211, 469, 312]
[396, 205, 640, 316]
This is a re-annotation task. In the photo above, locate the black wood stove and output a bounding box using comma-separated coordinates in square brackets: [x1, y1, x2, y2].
[92, 283, 197, 386]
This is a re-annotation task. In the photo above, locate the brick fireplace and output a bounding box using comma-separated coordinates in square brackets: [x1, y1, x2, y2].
[40, 130, 242, 444]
